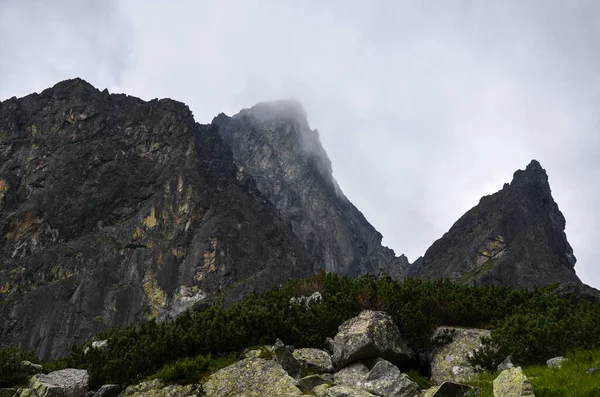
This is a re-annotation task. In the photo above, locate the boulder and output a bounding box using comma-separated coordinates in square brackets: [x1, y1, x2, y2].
[498, 356, 515, 371]
[203, 357, 303, 396]
[429, 327, 490, 385]
[546, 357, 567, 368]
[293, 348, 334, 375]
[493, 367, 535, 397]
[274, 339, 301, 378]
[29, 369, 89, 397]
[92, 384, 122, 397]
[296, 374, 334, 392]
[314, 385, 377, 397]
[421, 382, 478, 397]
[332, 311, 413, 368]
[333, 362, 370, 389]
[120, 379, 199, 397]
[363, 359, 420, 397]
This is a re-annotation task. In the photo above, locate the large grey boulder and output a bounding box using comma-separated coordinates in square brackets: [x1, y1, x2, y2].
[293, 348, 334, 375]
[202, 357, 303, 396]
[429, 327, 490, 385]
[363, 359, 420, 397]
[120, 379, 199, 397]
[333, 362, 370, 389]
[332, 311, 413, 368]
[421, 382, 478, 397]
[29, 369, 89, 397]
[493, 367, 535, 396]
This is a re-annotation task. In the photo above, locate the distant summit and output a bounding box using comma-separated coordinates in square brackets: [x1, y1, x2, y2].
[407, 160, 579, 289]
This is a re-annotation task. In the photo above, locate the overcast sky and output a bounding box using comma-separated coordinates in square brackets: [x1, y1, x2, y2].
[1, 0, 599, 288]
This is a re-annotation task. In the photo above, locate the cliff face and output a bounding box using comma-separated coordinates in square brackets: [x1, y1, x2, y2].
[407, 160, 580, 289]
[0, 79, 312, 359]
[212, 100, 408, 278]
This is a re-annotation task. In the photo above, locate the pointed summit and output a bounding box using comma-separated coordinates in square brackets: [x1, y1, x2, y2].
[511, 159, 550, 189]
[407, 161, 579, 289]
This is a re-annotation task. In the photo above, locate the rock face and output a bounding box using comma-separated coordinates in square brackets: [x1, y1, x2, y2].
[332, 310, 413, 369]
[212, 101, 409, 277]
[429, 327, 490, 385]
[0, 79, 312, 359]
[407, 160, 580, 289]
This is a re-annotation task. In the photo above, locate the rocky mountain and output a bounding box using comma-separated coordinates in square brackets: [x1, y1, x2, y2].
[0, 79, 313, 359]
[406, 160, 581, 289]
[212, 100, 408, 277]
[0, 78, 589, 361]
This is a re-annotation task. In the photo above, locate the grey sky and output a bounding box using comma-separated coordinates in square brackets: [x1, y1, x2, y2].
[1, 0, 599, 288]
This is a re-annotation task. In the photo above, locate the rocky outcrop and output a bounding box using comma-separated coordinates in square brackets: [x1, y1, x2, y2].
[493, 367, 535, 397]
[0, 79, 312, 359]
[202, 357, 303, 396]
[429, 327, 490, 385]
[407, 160, 581, 289]
[332, 310, 413, 369]
[212, 101, 409, 278]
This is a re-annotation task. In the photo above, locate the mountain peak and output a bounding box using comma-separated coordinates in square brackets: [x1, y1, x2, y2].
[236, 98, 308, 126]
[407, 159, 579, 289]
[511, 159, 549, 188]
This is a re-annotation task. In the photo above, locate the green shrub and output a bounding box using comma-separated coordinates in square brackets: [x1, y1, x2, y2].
[156, 354, 211, 384]
[0, 347, 38, 387]
[56, 273, 600, 388]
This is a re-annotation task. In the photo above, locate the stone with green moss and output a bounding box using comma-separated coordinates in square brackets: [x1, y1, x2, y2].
[332, 310, 413, 368]
[429, 327, 490, 385]
[493, 367, 535, 397]
[203, 357, 303, 396]
[29, 368, 89, 397]
[121, 379, 200, 397]
[293, 348, 334, 376]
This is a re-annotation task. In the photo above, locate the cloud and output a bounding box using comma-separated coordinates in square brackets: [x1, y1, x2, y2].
[1, 0, 598, 288]
[0, 0, 131, 100]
